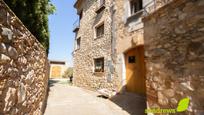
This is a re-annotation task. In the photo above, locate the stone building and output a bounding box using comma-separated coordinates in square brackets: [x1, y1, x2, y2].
[73, 0, 204, 114]
[113, 0, 173, 101]
[73, 0, 120, 90]
[73, 0, 158, 94]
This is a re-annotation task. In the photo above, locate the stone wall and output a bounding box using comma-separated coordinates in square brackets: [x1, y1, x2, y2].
[73, 0, 120, 91]
[143, 0, 204, 114]
[0, 0, 49, 114]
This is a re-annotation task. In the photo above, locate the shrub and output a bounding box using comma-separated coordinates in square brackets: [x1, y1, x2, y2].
[62, 67, 73, 78]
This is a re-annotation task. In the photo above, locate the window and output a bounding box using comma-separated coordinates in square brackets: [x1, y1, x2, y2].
[94, 58, 104, 72]
[76, 37, 81, 50]
[130, 0, 143, 15]
[128, 56, 136, 63]
[96, 0, 105, 13]
[79, 10, 83, 20]
[96, 23, 104, 38]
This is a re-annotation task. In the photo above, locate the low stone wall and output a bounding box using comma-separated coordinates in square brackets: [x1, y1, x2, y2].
[143, 0, 204, 114]
[0, 0, 49, 114]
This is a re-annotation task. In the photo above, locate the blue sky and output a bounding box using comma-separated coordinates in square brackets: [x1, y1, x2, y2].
[48, 0, 77, 67]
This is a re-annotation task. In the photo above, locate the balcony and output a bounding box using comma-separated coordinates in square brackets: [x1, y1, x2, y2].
[73, 19, 80, 32]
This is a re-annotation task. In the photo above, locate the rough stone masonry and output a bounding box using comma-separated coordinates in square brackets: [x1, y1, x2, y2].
[0, 0, 49, 114]
[143, 0, 204, 114]
[73, 0, 121, 91]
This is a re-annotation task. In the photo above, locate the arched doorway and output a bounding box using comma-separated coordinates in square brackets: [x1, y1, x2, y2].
[124, 46, 146, 95]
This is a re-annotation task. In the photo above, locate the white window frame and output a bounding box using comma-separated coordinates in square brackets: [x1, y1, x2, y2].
[129, 0, 143, 16]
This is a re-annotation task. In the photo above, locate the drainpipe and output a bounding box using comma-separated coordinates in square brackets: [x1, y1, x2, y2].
[105, 0, 116, 84]
[110, 0, 116, 67]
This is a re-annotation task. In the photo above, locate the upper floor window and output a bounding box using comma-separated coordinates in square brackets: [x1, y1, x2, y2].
[76, 37, 81, 50]
[79, 10, 83, 20]
[130, 0, 143, 16]
[96, 23, 104, 38]
[96, 0, 105, 13]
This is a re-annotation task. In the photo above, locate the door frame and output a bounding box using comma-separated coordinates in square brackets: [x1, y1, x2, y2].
[121, 47, 136, 88]
[121, 46, 146, 95]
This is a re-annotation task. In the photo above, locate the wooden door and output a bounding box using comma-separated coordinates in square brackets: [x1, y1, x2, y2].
[51, 66, 62, 78]
[125, 46, 146, 95]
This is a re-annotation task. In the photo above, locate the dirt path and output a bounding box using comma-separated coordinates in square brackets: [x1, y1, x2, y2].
[44, 79, 146, 115]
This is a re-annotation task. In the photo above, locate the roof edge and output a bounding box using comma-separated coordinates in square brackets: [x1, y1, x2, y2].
[74, 0, 82, 9]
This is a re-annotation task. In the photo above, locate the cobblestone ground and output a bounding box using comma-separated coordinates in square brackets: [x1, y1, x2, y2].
[44, 79, 146, 115]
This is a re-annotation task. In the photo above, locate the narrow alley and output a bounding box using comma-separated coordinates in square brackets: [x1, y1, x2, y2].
[44, 79, 146, 115]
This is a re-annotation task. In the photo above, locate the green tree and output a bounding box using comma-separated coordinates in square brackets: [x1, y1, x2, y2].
[62, 67, 73, 78]
[4, 0, 56, 54]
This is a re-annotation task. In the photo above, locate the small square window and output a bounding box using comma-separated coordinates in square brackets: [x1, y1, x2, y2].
[96, 23, 104, 38]
[128, 56, 136, 63]
[130, 0, 143, 15]
[94, 57, 104, 72]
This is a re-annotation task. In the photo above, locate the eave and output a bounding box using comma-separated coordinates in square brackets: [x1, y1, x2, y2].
[74, 0, 83, 9]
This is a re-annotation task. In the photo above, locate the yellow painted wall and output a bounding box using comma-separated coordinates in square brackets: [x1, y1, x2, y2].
[50, 66, 62, 78]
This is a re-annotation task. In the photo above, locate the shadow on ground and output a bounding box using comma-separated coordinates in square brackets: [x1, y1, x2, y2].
[43, 79, 71, 114]
[109, 92, 147, 115]
[42, 79, 57, 114]
[48, 79, 60, 87]
[49, 79, 72, 87]
[43, 79, 59, 114]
